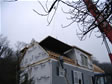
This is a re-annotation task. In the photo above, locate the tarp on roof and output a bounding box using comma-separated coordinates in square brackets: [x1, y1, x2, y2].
[39, 36, 72, 54]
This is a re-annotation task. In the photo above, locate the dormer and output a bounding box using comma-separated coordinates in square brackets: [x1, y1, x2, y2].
[65, 46, 93, 70]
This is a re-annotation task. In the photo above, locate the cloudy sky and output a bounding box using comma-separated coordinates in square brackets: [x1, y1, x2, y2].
[1, 0, 112, 63]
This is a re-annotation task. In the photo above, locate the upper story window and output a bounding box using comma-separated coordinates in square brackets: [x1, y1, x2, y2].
[80, 54, 88, 66]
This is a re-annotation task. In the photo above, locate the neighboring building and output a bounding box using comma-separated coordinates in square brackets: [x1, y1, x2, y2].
[19, 36, 103, 84]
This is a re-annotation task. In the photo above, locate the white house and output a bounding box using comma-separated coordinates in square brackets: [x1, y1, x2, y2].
[19, 36, 103, 84]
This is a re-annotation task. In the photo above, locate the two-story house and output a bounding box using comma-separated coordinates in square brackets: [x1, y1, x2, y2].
[19, 36, 103, 84]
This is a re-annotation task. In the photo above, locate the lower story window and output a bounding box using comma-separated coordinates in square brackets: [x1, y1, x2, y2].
[72, 70, 83, 84]
[57, 66, 66, 77]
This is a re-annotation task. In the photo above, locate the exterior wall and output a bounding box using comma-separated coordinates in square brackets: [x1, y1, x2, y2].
[51, 59, 94, 84]
[20, 60, 51, 84]
[65, 48, 93, 70]
[20, 43, 49, 68]
[19, 43, 94, 84]
[65, 49, 76, 62]
[74, 48, 93, 70]
[20, 43, 51, 84]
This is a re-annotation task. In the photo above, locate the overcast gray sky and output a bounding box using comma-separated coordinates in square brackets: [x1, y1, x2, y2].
[1, 0, 112, 63]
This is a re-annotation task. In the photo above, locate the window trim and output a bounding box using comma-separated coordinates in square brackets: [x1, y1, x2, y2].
[57, 66, 66, 77]
[72, 70, 83, 84]
[80, 53, 88, 67]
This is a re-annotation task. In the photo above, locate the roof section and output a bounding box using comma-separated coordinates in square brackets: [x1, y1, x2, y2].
[72, 46, 92, 56]
[93, 64, 104, 73]
[39, 36, 72, 54]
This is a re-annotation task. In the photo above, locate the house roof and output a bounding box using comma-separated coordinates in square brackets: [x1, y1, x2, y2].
[93, 64, 104, 73]
[72, 46, 92, 56]
[39, 36, 72, 54]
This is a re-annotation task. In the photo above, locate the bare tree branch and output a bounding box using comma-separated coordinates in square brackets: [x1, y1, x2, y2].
[33, 9, 48, 16]
[34, 0, 112, 40]
[47, 1, 60, 25]
[38, 0, 48, 13]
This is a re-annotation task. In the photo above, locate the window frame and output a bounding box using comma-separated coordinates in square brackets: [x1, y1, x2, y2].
[57, 66, 66, 77]
[72, 70, 83, 84]
[80, 54, 88, 67]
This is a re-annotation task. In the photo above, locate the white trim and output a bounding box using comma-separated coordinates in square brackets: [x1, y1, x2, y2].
[73, 70, 83, 84]
[20, 58, 50, 70]
[64, 49, 73, 54]
[58, 67, 66, 77]
[80, 53, 88, 67]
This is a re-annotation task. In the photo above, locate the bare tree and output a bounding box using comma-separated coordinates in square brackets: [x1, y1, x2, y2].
[92, 57, 112, 74]
[34, 0, 112, 40]
[15, 41, 27, 52]
[14, 41, 28, 84]
[0, 34, 11, 58]
[0, 35, 17, 84]
[99, 63, 112, 74]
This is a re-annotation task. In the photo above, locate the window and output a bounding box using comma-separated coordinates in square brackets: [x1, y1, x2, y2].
[72, 70, 82, 84]
[73, 71, 79, 84]
[80, 54, 88, 66]
[57, 67, 66, 77]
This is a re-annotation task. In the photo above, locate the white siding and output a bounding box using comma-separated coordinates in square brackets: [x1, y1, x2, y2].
[20, 43, 51, 84]
[88, 59, 93, 70]
[75, 48, 93, 69]
[65, 49, 76, 62]
[75, 49, 82, 66]
[20, 43, 49, 67]
[31, 61, 51, 84]
[20, 61, 51, 84]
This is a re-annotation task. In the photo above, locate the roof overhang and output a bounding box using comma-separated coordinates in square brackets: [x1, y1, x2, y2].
[72, 46, 92, 56]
